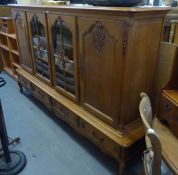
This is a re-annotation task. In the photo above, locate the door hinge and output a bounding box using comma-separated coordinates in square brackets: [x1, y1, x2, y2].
[123, 22, 127, 57]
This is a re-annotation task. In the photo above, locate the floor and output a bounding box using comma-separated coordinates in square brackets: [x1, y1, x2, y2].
[0, 72, 144, 175]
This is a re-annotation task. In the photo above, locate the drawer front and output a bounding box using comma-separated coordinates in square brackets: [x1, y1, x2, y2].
[18, 75, 31, 91]
[158, 94, 177, 120]
[51, 99, 78, 128]
[158, 94, 178, 137]
[79, 119, 119, 158]
[32, 85, 51, 109]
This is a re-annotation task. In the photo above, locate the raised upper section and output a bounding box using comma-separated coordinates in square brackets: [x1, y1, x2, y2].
[11, 3, 171, 134]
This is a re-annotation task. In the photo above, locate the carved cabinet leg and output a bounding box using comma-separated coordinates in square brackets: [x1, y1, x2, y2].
[18, 82, 23, 93]
[119, 161, 126, 175]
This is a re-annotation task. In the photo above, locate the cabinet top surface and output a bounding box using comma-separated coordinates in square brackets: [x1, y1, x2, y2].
[9, 4, 171, 14]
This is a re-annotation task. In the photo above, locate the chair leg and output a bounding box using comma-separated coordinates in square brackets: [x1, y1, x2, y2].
[18, 82, 23, 93]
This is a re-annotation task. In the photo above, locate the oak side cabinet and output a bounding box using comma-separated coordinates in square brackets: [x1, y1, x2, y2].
[10, 4, 170, 175]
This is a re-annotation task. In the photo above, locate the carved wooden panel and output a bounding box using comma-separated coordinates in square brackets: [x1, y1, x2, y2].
[79, 18, 124, 127]
[13, 10, 33, 73]
[120, 19, 163, 129]
[93, 21, 106, 54]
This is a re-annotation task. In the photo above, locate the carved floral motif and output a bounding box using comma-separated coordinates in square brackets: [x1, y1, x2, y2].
[56, 16, 63, 28]
[32, 14, 38, 23]
[93, 21, 106, 54]
[15, 12, 24, 28]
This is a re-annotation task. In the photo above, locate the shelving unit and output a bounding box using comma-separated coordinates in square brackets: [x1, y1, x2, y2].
[158, 47, 178, 138]
[0, 17, 20, 80]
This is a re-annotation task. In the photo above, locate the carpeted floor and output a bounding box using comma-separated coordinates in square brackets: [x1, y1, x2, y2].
[0, 72, 143, 175]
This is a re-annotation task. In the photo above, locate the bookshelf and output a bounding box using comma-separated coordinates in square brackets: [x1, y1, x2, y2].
[0, 17, 20, 80]
[158, 47, 178, 138]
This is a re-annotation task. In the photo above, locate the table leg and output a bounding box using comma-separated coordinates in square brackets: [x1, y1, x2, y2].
[18, 82, 23, 93]
[119, 161, 126, 175]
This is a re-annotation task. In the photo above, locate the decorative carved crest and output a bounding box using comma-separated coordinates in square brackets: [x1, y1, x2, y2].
[93, 21, 106, 54]
[15, 12, 24, 28]
[32, 14, 39, 23]
[55, 16, 63, 28]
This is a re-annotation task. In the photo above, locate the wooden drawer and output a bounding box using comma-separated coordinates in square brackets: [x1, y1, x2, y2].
[158, 94, 177, 120]
[51, 99, 78, 128]
[79, 119, 119, 159]
[18, 75, 31, 91]
[31, 85, 51, 110]
[158, 94, 178, 137]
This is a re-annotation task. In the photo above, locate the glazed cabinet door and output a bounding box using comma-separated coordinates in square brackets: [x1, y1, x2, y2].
[79, 18, 124, 127]
[13, 10, 33, 73]
[47, 14, 79, 102]
[27, 12, 52, 86]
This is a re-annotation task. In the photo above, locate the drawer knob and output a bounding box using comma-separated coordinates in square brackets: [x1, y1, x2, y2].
[163, 103, 172, 111]
[80, 122, 85, 129]
[74, 117, 78, 123]
[38, 91, 44, 98]
[113, 146, 118, 154]
[51, 100, 56, 106]
[92, 132, 104, 144]
[31, 86, 35, 91]
[59, 107, 69, 116]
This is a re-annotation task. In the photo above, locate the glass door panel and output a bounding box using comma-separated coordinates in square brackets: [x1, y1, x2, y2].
[48, 14, 78, 102]
[27, 12, 52, 85]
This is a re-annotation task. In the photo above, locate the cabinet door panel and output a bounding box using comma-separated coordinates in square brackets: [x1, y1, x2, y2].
[47, 14, 79, 102]
[79, 18, 124, 127]
[13, 10, 33, 73]
[27, 12, 52, 85]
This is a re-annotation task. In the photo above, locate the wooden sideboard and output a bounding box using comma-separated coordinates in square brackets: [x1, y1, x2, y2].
[9, 4, 170, 174]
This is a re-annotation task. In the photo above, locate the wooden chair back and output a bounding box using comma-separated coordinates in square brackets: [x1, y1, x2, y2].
[139, 93, 162, 175]
[139, 92, 153, 129]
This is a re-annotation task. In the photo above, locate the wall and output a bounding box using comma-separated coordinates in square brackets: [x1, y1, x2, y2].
[16, 0, 37, 3]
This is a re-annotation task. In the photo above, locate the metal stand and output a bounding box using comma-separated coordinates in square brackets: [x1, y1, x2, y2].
[0, 75, 27, 175]
[0, 78, 6, 88]
[0, 101, 26, 175]
[0, 137, 20, 153]
[0, 76, 20, 149]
